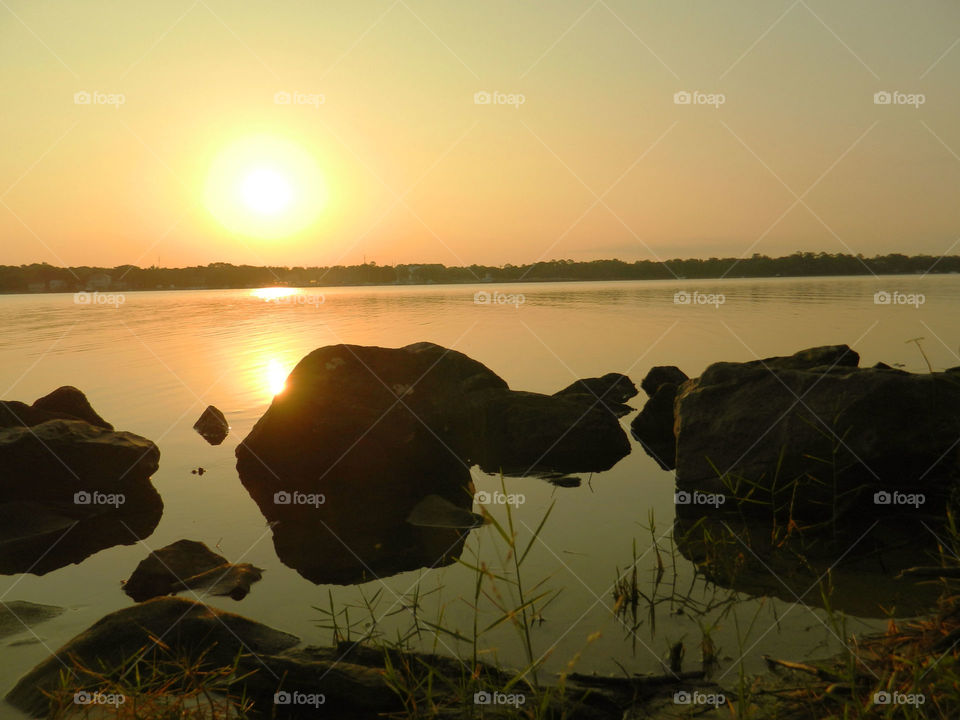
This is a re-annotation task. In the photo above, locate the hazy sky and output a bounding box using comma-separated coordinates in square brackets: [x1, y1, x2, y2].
[2, 0, 959, 267]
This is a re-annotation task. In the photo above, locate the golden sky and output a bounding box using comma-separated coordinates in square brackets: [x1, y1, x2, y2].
[1, 0, 959, 267]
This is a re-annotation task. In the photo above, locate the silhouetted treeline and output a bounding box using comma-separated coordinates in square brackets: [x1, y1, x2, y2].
[2, 252, 958, 293]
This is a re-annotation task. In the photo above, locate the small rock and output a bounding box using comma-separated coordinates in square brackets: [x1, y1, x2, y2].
[193, 405, 229, 445]
[640, 366, 688, 397]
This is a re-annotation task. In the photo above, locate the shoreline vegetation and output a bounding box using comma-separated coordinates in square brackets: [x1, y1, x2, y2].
[3, 251, 959, 295]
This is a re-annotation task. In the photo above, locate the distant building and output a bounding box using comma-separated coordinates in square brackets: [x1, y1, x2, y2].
[86, 273, 112, 291]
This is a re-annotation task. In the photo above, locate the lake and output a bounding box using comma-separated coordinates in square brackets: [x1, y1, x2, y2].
[1, 274, 957, 713]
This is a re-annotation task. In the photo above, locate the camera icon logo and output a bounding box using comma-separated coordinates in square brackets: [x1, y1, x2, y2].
[274, 91, 291, 105]
[673, 91, 692, 105]
[74, 91, 91, 105]
[74, 490, 92, 505]
[74, 291, 91, 305]
[673, 290, 691, 305]
[274, 691, 291, 705]
[873, 91, 892, 105]
[474, 91, 492, 105]
[873, 290, 891, 305]
[673, 690, 692, 704]
[474, 691, 492, 705]
[873, 691, 891, 704]
[74, 691, 92, 705]
[475, 490, 491, 504]
[873, 490, 891, 505]
[674, 491, 691, 505]
[274, 490, 292, 505]
[474, 290, 491, 305]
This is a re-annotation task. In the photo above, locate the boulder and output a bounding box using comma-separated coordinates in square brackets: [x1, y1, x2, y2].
[123, 539, 263, 602]
[193, 405, 229, 445]
[237, 342, 630, 483]
[674, 345, 960, 519]
[0, 389, 162, 575]
[5, 597, 302, 719]
[639, 366, 688, 397]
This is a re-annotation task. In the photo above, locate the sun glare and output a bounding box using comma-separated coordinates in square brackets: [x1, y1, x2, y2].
[266, 358, 289, 396]
[205, 135, 327, 239]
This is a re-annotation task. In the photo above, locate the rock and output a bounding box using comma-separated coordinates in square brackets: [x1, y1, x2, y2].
[0, 389, 162, 575]
[193, 405, 229, 445]
[472, 390, 631, 474]
[630, 381, 680, 470]
[0, 601, 64, 641]
[123, 539, 263, 602]
[640, 366, 688, 397]
[235, 343, 629, 582]
[30, 386, 113, 429]
[5, 597, 302, 719]
[554, 373, 638, 416]
[5, 598, 679, 720]
[674, 345, 960, 519]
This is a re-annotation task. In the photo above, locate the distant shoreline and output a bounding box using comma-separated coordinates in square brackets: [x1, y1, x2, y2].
[2, 252, 958, 295]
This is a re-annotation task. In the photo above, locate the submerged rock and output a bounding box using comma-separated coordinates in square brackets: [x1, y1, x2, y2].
[674, 345, 960, 520]
[123, 539, 263, 602]
[193, 405, 229, 445]
[0, 389, 162, 575]
[0, 601, 64, 641]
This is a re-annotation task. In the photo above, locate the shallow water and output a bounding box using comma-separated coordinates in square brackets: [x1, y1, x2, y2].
[1, 274, 957, 710]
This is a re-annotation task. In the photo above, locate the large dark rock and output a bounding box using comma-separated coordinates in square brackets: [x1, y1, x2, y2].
[123, 539, 262, 602]
[193, 405, 229, 445]
[0, 389, 162, 575]
[235, 343, 629, 582]
[674, 345, 960, 519]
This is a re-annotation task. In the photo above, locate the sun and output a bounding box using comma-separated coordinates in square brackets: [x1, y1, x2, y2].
[241, 168, 292, 215]
[205, 135, 327, 239]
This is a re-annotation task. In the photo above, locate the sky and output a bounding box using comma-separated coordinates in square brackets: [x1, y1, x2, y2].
[1, 0, 959, 268]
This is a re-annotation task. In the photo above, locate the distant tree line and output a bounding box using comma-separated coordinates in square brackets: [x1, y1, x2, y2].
[1, 252, 958, 293]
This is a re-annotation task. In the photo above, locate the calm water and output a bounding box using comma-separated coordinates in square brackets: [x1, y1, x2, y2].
[1, 274, 958, 708]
